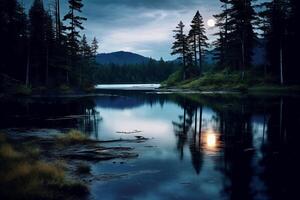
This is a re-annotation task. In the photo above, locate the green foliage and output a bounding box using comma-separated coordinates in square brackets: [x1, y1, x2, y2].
[14, 85, 32, 96]
[59, 84, 72, 93]
[92, 60, 179, 84]
[162, 70, 183, 86]
[164, 69, 280, 91]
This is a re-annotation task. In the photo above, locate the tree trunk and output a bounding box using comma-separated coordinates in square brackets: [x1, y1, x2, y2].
[198, 36, 202, 75]
[57, 0, 61, 37]
[199, 105, 203, 145]
[194, 108, 198, 134]
[280, 45, 284, 85]
[55, 0, 61, 39]
[183, 106, 186, 134]
[241, 39, 245, 80]
[66, 71, 69, 84]
[45, 46, 49, 86]
[193, 34, 197, 67]
[26, 42, 31, 86]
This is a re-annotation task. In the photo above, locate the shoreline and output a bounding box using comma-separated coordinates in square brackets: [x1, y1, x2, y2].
[1, 84, 300, 99]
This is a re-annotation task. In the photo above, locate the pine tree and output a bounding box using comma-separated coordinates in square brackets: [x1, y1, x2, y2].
[63, 0, 87, 58]
[213, 0, 231, 69]
[228, 0, 257, 78]
[188, 29, 198, 68]
[44, 12, 55, 86]
[214, 0, 257, 78]
[80, 34, 91, 58]
[0, 0, 28, 81]
[91, 37, 99, 57]
[78, 34, 91, 85]
[63, 0, 87, 85]
[190, 11, 209, 75]
[286, 0, 300, 83]
[171, 21, 189, 80]
[258, 0, 289, 84]
[55, 0, 61, 39]
[29, 0, 48, 85]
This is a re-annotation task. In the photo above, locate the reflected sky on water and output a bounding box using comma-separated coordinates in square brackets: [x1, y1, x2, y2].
[1, 92, 300, 200]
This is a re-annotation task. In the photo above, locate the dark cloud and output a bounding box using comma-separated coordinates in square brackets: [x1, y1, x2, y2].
[23, 0, 222, 60]
[86, 0, 218, 10]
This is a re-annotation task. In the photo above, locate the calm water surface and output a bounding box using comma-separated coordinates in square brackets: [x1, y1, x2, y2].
[1, 90, 300, 200]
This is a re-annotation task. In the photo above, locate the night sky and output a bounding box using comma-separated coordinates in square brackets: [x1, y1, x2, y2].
[23, 0, 235, 60]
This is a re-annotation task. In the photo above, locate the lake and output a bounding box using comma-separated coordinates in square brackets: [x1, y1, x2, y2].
[1, 88, 300, 200]
[95, 84, 161, 90]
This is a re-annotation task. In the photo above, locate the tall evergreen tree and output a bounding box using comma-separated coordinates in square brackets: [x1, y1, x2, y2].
[258, 0, 289, 84]
[80, 34, 91, 58]
[190, 11, 209, 75]
[213, 0, 230, 69]
[91, 37, 99, 58]
[63, 0, 87, 84]
[171, 21, 189, 80]
[29, 0, 48, 85]
[55, 0, 61, 39]
[286, 0, 300, 83]
[188, 29, 198, 68]
[44, 12, 55, 86]
[63, 0, 87, 58]
[214, 0, 257, 79]
[228, 0, 257, 78]
[78, 34, 91, 85]
[0, 0, 28, 81]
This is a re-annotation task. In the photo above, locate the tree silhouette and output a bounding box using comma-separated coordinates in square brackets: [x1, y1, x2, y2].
[171, 21, 189, 80]
[214, 0, 257, 78]
[190, 11, 209, 75]
[63, 0, 87, 83]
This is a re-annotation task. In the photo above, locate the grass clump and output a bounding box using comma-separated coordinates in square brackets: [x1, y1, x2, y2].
[0, 133, 88, 200]
[59, 84, 72, 94]
[14, 84, 32, 96]
[0, 143, 20, 159]
[58, 129, 89, 144]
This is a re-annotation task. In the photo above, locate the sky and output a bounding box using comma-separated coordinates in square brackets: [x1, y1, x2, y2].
[24, 0, 222, 60]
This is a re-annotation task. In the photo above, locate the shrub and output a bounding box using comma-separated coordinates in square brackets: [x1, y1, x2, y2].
[59, 84, 71, 93]
[14, 84, 32, 95]
[162, 70, 183, 86]
[58, 129, 89, 144]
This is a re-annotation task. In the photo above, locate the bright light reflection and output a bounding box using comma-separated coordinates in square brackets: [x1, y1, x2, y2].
[207, 133, 217, 148]
[202, 129, 219, 153]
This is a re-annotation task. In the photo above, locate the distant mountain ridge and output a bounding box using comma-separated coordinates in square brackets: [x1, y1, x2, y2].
[96, 51, 152, 65]
[95, 46, 266, 66]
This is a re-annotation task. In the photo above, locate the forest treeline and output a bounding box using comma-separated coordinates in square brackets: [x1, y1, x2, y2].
[171, 0, 299, 85]
[0, 0, 101, 92]
[0, 0, 179, 92]
[95, 59, 179, 84]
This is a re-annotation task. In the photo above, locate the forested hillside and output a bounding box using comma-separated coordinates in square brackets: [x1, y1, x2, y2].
[167, 0, 300, 88]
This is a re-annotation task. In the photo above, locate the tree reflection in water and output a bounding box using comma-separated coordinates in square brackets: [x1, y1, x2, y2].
[1, 93, 300, 199]
[171, 94, 300, 199]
